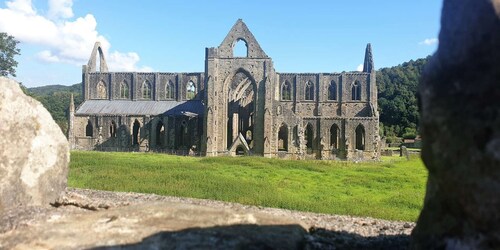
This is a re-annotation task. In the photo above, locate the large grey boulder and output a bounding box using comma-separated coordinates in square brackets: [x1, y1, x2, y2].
[0, 77, 69, 213]
[411, 0, 500, 249]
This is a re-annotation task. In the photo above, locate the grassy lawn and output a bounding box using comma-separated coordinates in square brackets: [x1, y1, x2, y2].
[69, 151, 428, 222]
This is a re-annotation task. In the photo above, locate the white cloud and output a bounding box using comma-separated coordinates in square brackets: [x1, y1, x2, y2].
[0, 0, 151, 71]
[356, 64, 363, 72]
[48, 0, 73, 19]
[419, 38, 439, 46]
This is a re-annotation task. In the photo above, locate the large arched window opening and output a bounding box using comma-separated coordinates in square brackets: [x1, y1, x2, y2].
[281, 81, 291, 101]
[142, 81, 151, 99]
[351, 81, 361, 101]
[305, 123, 314, 150]
[227, 70, 255, 149]
[305, 81, 314, 101]
[330, 124, 340, 149]
[119, 81, 129, 99]
[110, 121, 117, 138]
[186, 81, 196, 100]
[96, 80, 107, 99]
[156, 120, 164, 147]
[328, 81, 337, 100]
[278, 124, 288, 151]
[165, 81, 174, 100]
[233, 38, 248, 57]
[85, 120, 93, 137]
[132, 119, 140, 145]
[355, 124, 365, 150]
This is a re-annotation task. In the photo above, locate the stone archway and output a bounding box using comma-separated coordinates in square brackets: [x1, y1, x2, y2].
[226, 70, 256, 151]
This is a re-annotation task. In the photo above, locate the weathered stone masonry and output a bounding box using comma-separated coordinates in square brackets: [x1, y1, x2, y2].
[69, 19, 380, 160]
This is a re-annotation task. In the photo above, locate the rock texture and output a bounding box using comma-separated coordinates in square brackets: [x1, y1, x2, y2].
[0, 77, 69, 213]
[0, 198, 307, 249]
[0, 188, 414, 249]
[411, 0, 500, 249]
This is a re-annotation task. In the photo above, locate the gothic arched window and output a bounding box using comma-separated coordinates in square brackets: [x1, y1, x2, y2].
[142, 81, 151, 99]
[281, 81, 292, 101]
[186, 81, 196, 100]
[351, 81, 361, 101]
[328, 81, 337, 100]
[119, 81, 129, 99]
[305, 81, 314, 101]
[165, 81, 175, 100]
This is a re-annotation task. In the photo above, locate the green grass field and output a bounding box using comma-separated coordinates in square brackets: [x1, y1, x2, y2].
[69, 151, 428, 222]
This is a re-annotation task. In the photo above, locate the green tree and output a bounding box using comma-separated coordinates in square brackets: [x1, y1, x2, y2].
[0, 32, 21, 77]
[377, 56, 429, 137]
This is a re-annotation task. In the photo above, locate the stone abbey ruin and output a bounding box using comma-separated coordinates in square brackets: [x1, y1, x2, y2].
[68, 19, 380, 160]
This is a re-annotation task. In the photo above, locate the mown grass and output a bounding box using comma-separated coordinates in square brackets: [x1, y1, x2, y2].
[69, 151, 428, 222]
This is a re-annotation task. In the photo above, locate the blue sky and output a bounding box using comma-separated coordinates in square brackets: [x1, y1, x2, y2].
[0, 0, 442, 87]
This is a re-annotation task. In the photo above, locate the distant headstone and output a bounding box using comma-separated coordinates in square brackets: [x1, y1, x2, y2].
[0, 77, 69, 213]
[400, 146, 409, 160]
[411, 0, 500, 248]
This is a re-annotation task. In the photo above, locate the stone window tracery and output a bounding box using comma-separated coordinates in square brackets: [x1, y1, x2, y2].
[119, 81, 129, 99]
[305, 81, 314, 101]
[142, 81, 151, 99]
[96, 80, 107, 99]
[165, 81, 175, 100]
[186, 81, 196, 100]
[351, 81, 361, 101]
[281, 81, 292, 101]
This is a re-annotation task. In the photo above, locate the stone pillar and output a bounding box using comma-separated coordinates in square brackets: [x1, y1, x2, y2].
[411, 0, 500, 248]
[232, 113, 239, 143]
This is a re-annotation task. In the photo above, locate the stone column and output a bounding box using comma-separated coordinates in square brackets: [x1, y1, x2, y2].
[411, 0, 500, 248]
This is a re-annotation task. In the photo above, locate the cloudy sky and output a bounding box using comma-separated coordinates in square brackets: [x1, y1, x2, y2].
[0, 0, 441, 87]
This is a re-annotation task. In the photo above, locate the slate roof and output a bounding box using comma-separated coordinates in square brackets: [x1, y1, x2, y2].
[75, 100, 204, 117]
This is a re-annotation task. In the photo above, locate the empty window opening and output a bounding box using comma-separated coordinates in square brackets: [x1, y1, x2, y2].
[233, 38, 248, 57]
[281, 81, 292, 101]
[133, 119, 140, 145]
[293, 125, 299, 146]
[352, 81, 361, 101]
[110, 121, 117, 138]
[278, 124, 288, 151]
[120, 81, 129, 99]
[85, 120, 93, 137]
[355, 124, 365, 150]
[142, 81, 152, 99]
[328, 81, 337, 100]
[166, 81, 175, 99]
[96, 81, 107, 99]
[305, 81, 314, 101]
[156, 121, 164, 147]
[186, 81, 196, 100]
[305, 123, 314, 149]
[330, 124, 340, 149]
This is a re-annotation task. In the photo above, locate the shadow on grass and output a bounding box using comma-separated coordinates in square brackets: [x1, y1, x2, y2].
[91, 224, 410, 250]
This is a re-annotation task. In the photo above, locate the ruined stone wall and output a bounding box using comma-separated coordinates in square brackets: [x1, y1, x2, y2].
[75, 19, 379, 160]
[84, 72, 205, 101]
